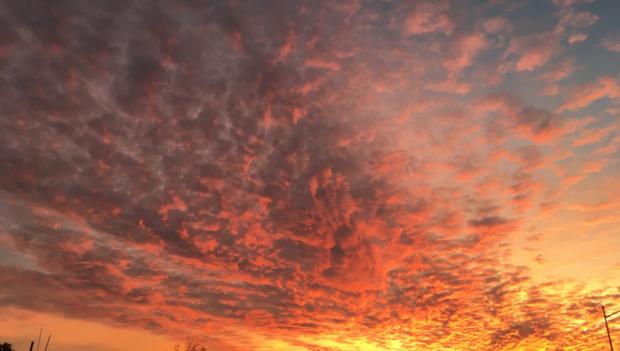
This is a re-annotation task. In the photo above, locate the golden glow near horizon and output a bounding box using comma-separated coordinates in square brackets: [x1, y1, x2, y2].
[1, 0, 620, 350]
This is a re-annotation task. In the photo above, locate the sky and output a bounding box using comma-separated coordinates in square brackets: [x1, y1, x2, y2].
[1, 0, 620, 350]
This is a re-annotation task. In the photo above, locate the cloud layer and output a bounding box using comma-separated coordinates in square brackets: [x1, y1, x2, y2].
[1, 0, 620, 350]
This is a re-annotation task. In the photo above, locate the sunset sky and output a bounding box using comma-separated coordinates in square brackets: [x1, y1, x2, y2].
[1, 0, 620, 350]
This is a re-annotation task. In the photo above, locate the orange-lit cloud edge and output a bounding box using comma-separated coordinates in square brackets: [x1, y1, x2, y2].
[1, 0, 620, 350]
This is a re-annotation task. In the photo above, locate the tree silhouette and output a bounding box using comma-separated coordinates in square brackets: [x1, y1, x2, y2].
[0, 343, 14, 351]
[171, 338, 206, 351]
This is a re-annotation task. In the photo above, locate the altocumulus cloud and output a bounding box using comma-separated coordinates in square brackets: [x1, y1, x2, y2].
[1, 0, 620, 350]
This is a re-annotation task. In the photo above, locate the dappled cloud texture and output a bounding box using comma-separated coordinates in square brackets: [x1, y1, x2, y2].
[1, 0, 620, 350]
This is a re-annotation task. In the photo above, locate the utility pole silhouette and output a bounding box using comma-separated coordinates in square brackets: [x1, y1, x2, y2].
[603, 305, 619, 351]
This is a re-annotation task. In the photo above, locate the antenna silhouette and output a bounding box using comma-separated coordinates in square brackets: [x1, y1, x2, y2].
[43, 334, 51, 351]
[36, 329, 42, 351]
[603, 305, 618, 351]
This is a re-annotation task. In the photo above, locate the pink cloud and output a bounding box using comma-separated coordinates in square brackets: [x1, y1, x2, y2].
[540, 58, 576, 95]
[445, 33, 488, 72]
[559, 76, 620, 111]
[507, 33, 560, 71]
[404, 1, 454, 35]
[551, 0, 595, 8]
[567, 32, 588, 44]
[428, 32, 489, 95]
[553, 3, 598, 46]
[602, 37, 620, 53]
[557, 10, 599, 32]
[542, 59, 576, 82]
[483, 17, 512, 35]
[304, 57, 341, 70]
[428, 77, 471, 94]
[571, 124, 617, 147]
[475, 93, 565, 143]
